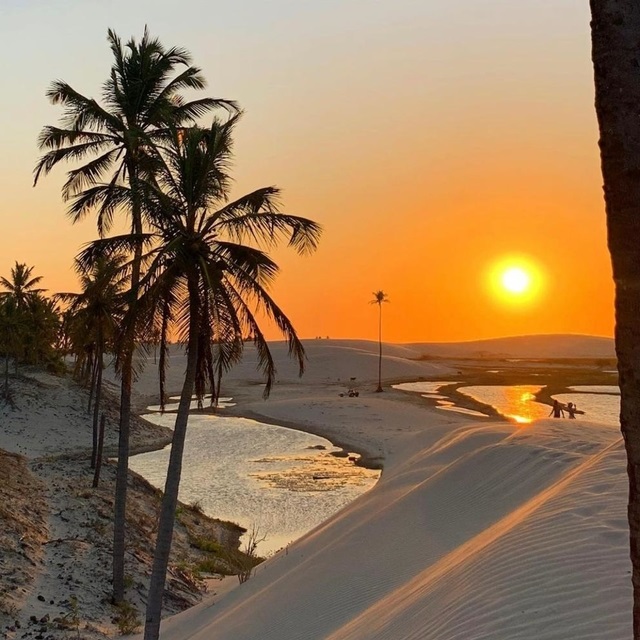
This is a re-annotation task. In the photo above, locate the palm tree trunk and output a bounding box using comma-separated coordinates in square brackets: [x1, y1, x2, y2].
[376, 304, 383, 392]
[92, 414, 106, 488]
[144, 290, 200, 640]
[590, 3, 640, 636]
[112, 160, 144, 604]
[91, 348, 103, 469]
[88, 354, 98, 415]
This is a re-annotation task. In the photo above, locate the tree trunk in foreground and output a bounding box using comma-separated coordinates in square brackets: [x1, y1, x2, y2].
[144, 294, 200, 640]
[590, 2, 640, 636]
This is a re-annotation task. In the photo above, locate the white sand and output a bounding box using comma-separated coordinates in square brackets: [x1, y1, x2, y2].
[121, 339, 631, 640]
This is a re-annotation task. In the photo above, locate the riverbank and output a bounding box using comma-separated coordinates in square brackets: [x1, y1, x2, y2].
[0, 369, 247, 638]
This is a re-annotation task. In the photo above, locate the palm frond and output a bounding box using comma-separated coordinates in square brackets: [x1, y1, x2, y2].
[61, 149, 120, 200]
[218, 212, 322, 255]
[34, 139, 117, 185]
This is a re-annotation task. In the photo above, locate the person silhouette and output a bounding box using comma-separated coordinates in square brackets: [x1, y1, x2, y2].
[549, 400, 564, 418]
[566, 402, 577, 419]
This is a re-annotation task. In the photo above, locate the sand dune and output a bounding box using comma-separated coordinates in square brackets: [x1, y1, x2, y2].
[405, 333, 615, 359]
[156, 419, 629, 639]
[138, 340, 629, 640]
[120, 340, 454, 397]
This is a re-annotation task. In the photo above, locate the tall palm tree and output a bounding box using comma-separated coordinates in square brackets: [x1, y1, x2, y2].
[34, 28, 237, 603]
[80, 117, 321, 639]
[370, 290, 389, 392]
[590, 3, 640, 636]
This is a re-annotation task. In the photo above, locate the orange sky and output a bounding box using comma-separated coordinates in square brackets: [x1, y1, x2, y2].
[0, 1, 613, 343]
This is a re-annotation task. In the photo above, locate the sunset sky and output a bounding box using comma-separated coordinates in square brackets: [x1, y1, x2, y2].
[0, 0, 612, 343]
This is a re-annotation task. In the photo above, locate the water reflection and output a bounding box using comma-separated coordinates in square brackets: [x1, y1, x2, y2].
[458, 385, 547, 424]
[131, 407, 380, 554]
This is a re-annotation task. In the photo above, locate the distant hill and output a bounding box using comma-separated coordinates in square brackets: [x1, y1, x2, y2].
[404, 334, 615, 360]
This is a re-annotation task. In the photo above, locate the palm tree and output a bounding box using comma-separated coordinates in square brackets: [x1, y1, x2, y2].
[80, 116, 321, 639]
[0, 262, 45, 309]
[590, 3, 640, 636]
[370, 290, 389, 392]
[0, 298, 25, 400]
[57, 256, 127, 471]
[0, 263, 48, 372]
[21, 294, 61, 367]
[34, 28, 237, 603]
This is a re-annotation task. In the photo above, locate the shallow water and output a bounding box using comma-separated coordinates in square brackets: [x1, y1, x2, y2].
[551, 392, 619, 427]
[398, 381, 621, 428]
[458, 385, 547, 424]
[131, 407, 379, 554]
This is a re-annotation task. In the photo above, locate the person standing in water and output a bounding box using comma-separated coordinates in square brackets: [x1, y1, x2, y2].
[566, 402, 577, 419]
[549, 400, 564, 418]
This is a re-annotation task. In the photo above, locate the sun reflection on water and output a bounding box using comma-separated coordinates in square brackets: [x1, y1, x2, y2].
[459, 385, 548, 425]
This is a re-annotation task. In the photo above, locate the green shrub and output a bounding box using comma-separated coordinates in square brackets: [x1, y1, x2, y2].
[113, 600, 140, 636]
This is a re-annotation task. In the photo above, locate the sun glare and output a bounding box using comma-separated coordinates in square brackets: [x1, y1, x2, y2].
[501, 267, 530, 294]
[487, 257, 543, 306]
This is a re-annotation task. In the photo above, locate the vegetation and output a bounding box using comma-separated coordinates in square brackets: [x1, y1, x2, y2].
[104, 117, 320, 640]
[57, 255, 127, 472]
[28, 26, 320, 640]
[34, 27, 237, 605]
[113, 600, 141, 635]
[0, 262, 62, 402]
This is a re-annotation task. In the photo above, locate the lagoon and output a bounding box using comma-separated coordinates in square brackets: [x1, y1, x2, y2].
[130, 404, 379, 555]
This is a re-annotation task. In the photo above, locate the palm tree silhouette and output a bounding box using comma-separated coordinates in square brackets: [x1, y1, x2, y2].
[79, 117, 321, 640]
[57, 256, 126, 472]
[370, 290, 389, 392]
[0, 263, 48, 375]
[34, 28, 236, 603]
[0, 262, 45, 309]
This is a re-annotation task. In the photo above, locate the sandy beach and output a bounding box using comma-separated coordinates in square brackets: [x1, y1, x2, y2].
[0, 370, 245, 638]
[121, 338, 629, 640]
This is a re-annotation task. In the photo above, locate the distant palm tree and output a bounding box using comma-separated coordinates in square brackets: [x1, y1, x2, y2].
[0, 263, 48, 372]
[0, 262, 45, 309]
[78, 117, 321, 639]
[0, 299, 25, 399]
[57, 256, 127, 471]
[590, 3, 640, 636]
[34, 28, 237, 603]
[22, 294, 60, 366]
[370, 290, 389, 392]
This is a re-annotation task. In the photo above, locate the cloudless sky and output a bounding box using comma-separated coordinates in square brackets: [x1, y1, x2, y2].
[0, 0, 611, 342]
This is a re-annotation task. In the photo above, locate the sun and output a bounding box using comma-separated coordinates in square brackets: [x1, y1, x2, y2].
[501, 267, 530, 294]
[487, 257, 543, 305]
